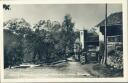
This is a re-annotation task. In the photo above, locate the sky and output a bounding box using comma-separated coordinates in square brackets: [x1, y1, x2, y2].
[4, 4, 122, 30]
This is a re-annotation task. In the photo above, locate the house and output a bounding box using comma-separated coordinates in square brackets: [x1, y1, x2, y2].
[74, 30, 99, 62]
[79, 30, 99, 50]
[96, 12, 123, 53]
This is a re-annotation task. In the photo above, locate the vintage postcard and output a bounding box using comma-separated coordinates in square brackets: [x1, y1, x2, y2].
[0, 0, 128, 82]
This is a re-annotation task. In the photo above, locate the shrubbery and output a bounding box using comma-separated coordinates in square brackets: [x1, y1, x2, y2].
[4, 15, 76, 68]
[99, 41, 123, 70]
[107, 45, 123, 70]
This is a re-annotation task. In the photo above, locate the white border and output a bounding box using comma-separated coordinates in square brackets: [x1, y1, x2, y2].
[123, 0, 128, 82]
[0, 1, 3, 83]
[1, 0, 128, 82]
[2, 0, 123, 4]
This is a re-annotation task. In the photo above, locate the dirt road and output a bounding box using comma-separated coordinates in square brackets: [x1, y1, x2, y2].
[4, 57, 93, 79]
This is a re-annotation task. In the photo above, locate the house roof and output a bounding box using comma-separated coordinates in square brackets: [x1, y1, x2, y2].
[96, 12, 122, 27]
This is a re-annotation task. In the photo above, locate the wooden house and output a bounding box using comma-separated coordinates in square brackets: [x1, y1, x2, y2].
[96, 12, 123, 53]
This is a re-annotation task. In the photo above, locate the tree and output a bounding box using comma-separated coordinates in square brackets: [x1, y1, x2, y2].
[61, 14, 75, 58]
[4, 14, 76, 67]
[32, 20, 63, 63]
[4, 18, 31, 68]
[32, 20, 55, 63]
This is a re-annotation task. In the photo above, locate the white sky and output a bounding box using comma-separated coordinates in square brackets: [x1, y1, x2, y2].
[4, 4, 122, 30]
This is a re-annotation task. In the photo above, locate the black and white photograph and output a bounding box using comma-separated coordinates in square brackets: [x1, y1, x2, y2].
[2, 3, 125, 80]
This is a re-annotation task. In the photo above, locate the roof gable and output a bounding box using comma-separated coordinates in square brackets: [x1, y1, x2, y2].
[96, 12, 122, 27]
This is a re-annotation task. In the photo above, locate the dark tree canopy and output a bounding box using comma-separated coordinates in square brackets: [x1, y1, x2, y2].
[4, 14, 77, 68]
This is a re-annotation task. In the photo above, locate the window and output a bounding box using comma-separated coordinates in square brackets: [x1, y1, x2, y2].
[107, 37, 116, 42]
[107, 35, 122, 42]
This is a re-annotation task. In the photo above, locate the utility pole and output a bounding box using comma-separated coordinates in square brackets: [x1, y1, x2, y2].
[103, 4, 108, 65]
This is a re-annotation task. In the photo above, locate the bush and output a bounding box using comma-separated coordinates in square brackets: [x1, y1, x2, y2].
[107, 46, 123, 70]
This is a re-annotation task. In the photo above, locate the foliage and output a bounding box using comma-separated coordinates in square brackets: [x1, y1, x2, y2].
[4, 18, 31, 68]
[4, 14, 76, 68]
[107, 47, 123, 70]
[62, 14, 75, 55]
